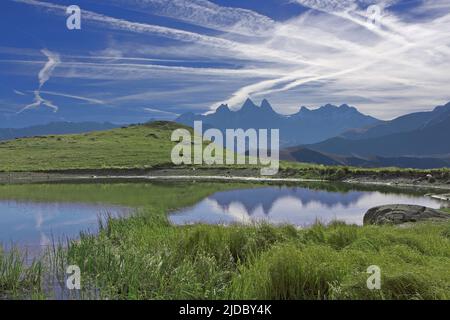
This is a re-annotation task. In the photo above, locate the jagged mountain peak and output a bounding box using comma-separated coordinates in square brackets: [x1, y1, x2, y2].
[433, 101, 450, 113]
[240, 98, 259, 111]
[260, 98, 271, 109]
[320, 103, 356, 111]
[216, 103, 230, 113]
[295, 103, 361, 117]
[299, 106, 310, 112]
[260, 99, 278, 114]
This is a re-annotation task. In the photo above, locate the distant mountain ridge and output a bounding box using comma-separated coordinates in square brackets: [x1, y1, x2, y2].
[280, 147, 450, 169]
[0, 102, 152, 128]
[176, 98, 380, 147]
[0, 122, 119, 141]
[341, 101, 450, 140]
[303, 102, 450, 158]
[179, 98, 450, 169]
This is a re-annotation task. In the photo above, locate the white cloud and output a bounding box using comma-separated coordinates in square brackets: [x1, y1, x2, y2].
[18, 49, 60, 113]
[14, 89, 26, 96]
[293, 0, 398, 13]
[9, 0, 450, 119]
[19, 90, 58, 113]
[39, 91, 105, 104]
[107, 0, 275, 36]
[293, 0, 358, 12]
[143, 107, 180, 117]
[38, 49, 60, 89]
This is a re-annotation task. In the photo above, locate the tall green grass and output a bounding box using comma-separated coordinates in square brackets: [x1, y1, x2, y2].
[2, 217, 449, 300]
[62, 217, 450, 300]
[0, 247, 43, 299]
[230, 223, 450, 300]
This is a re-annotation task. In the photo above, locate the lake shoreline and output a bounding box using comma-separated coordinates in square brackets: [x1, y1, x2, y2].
[1, 168, 450, 193]
[343, 177, 450, 193]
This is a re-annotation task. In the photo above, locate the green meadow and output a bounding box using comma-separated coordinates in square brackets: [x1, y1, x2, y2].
[1, 121, 449, 183]
[0, 122, 184, 172]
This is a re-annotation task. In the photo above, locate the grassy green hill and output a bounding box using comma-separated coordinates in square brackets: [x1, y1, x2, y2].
[1, 121, 449, 184]
[0, 122, 186, 172]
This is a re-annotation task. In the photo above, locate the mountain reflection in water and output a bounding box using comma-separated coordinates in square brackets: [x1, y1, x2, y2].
[169, 186, 444, 226]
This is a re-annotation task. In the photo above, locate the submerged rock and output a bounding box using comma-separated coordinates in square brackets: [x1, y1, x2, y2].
[363, 204, 450, 225]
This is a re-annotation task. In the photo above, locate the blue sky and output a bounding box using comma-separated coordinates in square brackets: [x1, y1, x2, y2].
[1, 0, 450, 127]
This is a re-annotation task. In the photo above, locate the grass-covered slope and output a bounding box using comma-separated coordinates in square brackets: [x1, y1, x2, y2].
[1, 120, 449, 183]
[0, 122, 185, 172]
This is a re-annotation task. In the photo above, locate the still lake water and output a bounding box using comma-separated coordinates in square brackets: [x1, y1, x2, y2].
[169, 186, 446, 226]
[0, 200, 128, 255]
[0, 182, 446, 255]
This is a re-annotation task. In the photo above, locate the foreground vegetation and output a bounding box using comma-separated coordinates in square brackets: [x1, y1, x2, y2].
[0, 182, 449, 300]
[0, 248, 43, 299]
[63, 216, 450, 300]
[3, 218, 449, 300]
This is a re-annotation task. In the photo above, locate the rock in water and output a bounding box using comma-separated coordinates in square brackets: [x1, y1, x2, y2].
[363, 204, 450, 225]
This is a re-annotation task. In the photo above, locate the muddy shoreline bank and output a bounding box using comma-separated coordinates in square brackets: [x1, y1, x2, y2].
[344, 176, 450, 192]
[1, 168, 450, 194]
[0, 170, 325, 184]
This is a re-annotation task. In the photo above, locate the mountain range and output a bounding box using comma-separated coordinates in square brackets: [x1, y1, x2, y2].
[176, 98, 380, 147]
[177, 99, 450, 169]
[3, 97, 449, 169]
[299, 102, 450, 158]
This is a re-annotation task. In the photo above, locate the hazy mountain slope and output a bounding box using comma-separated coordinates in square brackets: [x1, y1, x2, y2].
[0, 103, 153, 128]
[280, 147, 450, 169]
[304, 112, 450, 157]
[0, 122, 119, 141]
[341, 102, 450, 140]
[280, 147, 343, 166]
